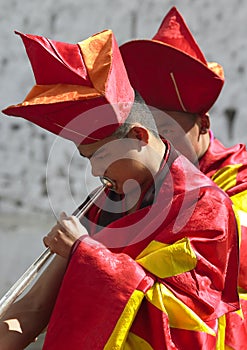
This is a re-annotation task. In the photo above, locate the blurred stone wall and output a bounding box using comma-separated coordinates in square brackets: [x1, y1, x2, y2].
[0, 1, 246, 348]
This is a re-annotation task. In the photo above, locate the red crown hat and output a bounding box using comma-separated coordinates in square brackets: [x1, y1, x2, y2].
[2, 30, 134, 144]
[120, 6, 224, 114]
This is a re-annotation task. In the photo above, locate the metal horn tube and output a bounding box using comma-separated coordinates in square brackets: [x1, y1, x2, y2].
[0, 182, 111, 318]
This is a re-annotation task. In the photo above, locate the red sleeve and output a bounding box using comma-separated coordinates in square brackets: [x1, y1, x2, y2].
[43, 237, 154, 350]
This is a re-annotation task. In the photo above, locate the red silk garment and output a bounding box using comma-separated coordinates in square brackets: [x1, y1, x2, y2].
[200, 135, 247, 349]
[43, 148, 239, 349]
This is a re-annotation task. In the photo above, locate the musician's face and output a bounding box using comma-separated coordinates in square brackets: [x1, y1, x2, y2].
[77, 127, 160, 195]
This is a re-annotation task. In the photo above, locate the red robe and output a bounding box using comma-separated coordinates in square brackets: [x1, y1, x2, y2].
[43, 144, 239, 349]
[199, 134, 247, 349]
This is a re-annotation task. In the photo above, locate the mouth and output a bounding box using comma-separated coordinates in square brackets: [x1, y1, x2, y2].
[100, 176, 117, 191]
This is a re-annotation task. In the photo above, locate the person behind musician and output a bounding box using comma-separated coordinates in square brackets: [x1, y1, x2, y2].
[120, 7, 247, 349]
[0, 28, 239, 349]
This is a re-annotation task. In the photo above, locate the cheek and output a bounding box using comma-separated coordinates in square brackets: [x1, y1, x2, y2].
[186, 129, 200, 150]
[182, 132, 200, 162]
[168, 132, 197, 162]
[106, 160, 141, 195]
[107, 159, 138, 176]
[167, 132, 191, 150]
[108, 159, 149, 190]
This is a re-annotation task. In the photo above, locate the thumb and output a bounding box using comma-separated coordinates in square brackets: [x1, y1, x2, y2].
[58, 211, 68, 225]
[60, 211, 67, 220]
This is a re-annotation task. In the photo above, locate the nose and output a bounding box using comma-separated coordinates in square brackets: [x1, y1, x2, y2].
[90, 157, 106, 177]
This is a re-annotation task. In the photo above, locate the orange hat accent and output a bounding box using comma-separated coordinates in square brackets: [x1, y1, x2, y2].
[2, 30, 134, 144]
[120, 7, 224, 114]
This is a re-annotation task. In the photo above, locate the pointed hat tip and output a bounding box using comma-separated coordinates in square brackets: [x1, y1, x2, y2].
[153, 6, 207, 64]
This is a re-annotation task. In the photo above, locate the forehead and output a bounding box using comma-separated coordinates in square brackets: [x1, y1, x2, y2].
[155, 110, 197, 131]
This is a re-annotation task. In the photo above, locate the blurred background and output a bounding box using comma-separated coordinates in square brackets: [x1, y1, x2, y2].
[0, 0, 246, 348]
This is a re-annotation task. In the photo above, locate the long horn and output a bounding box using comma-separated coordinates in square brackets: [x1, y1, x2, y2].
[0, 179, 112, 318]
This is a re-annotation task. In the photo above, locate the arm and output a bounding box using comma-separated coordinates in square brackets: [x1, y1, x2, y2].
[0, 249, 67, 350]
[0, 211, 87, 349]
[42, 226, 150, 350]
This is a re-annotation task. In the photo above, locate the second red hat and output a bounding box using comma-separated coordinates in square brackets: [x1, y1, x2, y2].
[120, 7, 224, 115]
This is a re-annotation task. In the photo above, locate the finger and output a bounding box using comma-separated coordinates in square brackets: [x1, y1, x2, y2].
[43, 236, 48, 247]
[56, 212, 66, 225]
[60, 211, 67, 220]
[43, 233, 71, 258]
[59, 214, 74, 232]
[43, 235, 54, 252]
[59, 212, 71, 229]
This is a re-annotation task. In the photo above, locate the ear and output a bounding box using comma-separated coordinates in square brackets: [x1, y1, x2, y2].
[127, 126, 149, 144]
[198, 114, 210, 134]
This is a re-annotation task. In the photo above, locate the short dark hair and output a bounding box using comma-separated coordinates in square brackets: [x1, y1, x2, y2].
[113, 91, 159, 138]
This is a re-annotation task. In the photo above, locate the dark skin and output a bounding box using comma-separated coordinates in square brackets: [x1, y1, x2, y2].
[154, 110, 210, 162]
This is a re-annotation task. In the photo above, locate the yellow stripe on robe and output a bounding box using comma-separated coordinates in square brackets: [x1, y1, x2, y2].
[233, 292, 247, 319]
[104, 289, 144, 350]
[146, 283, 216, 335]
[227, 197, 247, 320]
[136, 238, 197, 278]
[231, 193, 247, 245]
[231, 190, 247, 213]
[124, 332, 153, 350]
[216, 315, 226, 350]
[211, 164, 242, 191]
